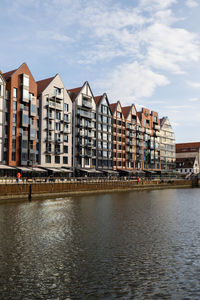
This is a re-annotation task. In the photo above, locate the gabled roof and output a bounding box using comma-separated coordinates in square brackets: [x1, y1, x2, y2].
[68, 86, 82, 102]
[2, 69, 17, 80]
[94, 95, 102, 105]
[37, 76, 55, 97]
[122, 106, 131, 119]
[110, 102, 118, 113]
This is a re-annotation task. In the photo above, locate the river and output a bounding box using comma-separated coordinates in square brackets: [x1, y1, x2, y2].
[0, 188, 200, 299]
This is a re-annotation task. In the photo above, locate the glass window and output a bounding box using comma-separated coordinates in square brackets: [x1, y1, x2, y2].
[55, 156, 60, 164]
[56, 122, 60, 131]
[13, 113, 17, 123]
[13, 88, 17, 98]
[64, 103, 68, 111]
[45, 155, 51, 163]
[12, 126, 16, 136]
[23, 89, 29, 100]
[13, 101, 17, 110]
[56, 111, 61, 120]
[12, 152, 16, 161]
[64, 146, 68, 153]
[64, 135, 68, 142]
[30, 128, 35, 139]
[64, 114, 69, 122]
[63, 156, 68, 164]
[23, 76, 29, 87]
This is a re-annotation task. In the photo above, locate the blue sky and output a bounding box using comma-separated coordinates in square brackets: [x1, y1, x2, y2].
[0, 0, 200, 142]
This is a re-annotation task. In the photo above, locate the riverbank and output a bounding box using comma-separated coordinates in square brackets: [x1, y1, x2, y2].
[0, 179, 196, 203]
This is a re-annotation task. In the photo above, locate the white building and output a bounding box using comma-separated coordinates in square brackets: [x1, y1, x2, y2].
[68, 82, 97, 174]
[160, 117, 176, 170]
[37, 74, 72, 171]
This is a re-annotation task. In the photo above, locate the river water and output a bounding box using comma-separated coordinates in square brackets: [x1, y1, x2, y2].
[0, 188, 200, 299]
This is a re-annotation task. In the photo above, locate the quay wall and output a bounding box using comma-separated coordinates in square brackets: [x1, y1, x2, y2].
[0, 179, 195, 202]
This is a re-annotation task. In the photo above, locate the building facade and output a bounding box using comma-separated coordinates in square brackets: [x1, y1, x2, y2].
[2, 63, 38, 167]
[95, 93, 113, 171]
[68, 82, 97, 173]
[0, 72, 6, 163]
[37, 74, 72, 170]
[137, 108, 161, 170]
[160, 117, 176, 170]
[110, 102, 126, 171]
[176, 157, 199, 174]
[121, 105, 137, 170]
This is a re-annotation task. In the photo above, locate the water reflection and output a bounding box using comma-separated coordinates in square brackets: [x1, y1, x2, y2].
[0, 189, 200, 299]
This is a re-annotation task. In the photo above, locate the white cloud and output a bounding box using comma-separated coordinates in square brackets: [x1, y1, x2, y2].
[139, 0, 177, 10]
[188, 97, 199, 102]
[95, 61, 169, 104]
[187, 81, 200, 88]
[185, 0, 199, 8]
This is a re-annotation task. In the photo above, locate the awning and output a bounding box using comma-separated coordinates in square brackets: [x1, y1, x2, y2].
[32, 167, 47, 173]
[79, 169, 102, 173]
[45, 168, 63, 173]
[17, 167, 32, 172]
[60, 168, 73, 173]
[144, 170, 157, 174]
[0, 165, 15, 170]
[101, 169, 118, 174]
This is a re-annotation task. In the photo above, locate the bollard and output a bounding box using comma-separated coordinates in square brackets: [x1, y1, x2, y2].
[28, 184, 32, 201]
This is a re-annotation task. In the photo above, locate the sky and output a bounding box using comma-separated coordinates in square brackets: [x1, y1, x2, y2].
[0, 0, 200, 143]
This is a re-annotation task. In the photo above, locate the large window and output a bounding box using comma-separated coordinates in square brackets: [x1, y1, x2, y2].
[56, 111, 61, 120]
[23, 75, 29, 87]
[64, 146, 68, 153]
[45, 155, 51, 163]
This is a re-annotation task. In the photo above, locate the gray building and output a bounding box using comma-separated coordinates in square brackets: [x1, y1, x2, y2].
[94, 93, 113, 171]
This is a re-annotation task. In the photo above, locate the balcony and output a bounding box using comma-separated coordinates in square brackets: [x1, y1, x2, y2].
[82, 99, 92, 109]
[46, 113, 54, 120]
[78, 110, 92, 119]
[153, 124, 160, 131]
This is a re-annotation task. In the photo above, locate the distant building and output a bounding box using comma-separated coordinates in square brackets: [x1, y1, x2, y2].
[176, 142, 200, 166]
[37, 74, 72, 171]
[176, 157, 199, 174]
[160, 117, 176, 170]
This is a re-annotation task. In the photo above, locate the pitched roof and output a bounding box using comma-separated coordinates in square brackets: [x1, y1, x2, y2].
[110, 102, 117, 113]
[94, 95, 102, 105]
[67, 86, 82, 102]
[176, 142, 200, 153]
[36, 76, 55, 97]
[2, 69, 17, 80]
[122, 106, 131, 119]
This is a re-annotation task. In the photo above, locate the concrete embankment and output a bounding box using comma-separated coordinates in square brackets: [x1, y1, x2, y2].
[0, 179, 196, 203]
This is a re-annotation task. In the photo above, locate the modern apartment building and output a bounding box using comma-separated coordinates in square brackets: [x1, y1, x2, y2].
[2, 63, 38, 167]
[94, 93, 113, 171]
[121, 105, 137, 170]
[0, 72, 6, 163]
[68, 82, 97, 174]
[160, 117, 176, 170]
[37, 74, 72, 170]
[137, 108, 161, 170]
[110, 101, 126, 171]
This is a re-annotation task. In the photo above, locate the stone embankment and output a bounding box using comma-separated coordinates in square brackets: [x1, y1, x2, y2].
[0, 178, 197, 202]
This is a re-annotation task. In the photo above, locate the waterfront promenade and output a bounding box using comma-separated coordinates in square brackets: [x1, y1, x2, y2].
[0, 177, 195, 202]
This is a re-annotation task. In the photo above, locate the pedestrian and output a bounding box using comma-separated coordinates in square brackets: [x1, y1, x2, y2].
[16, 172, 21, 183]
